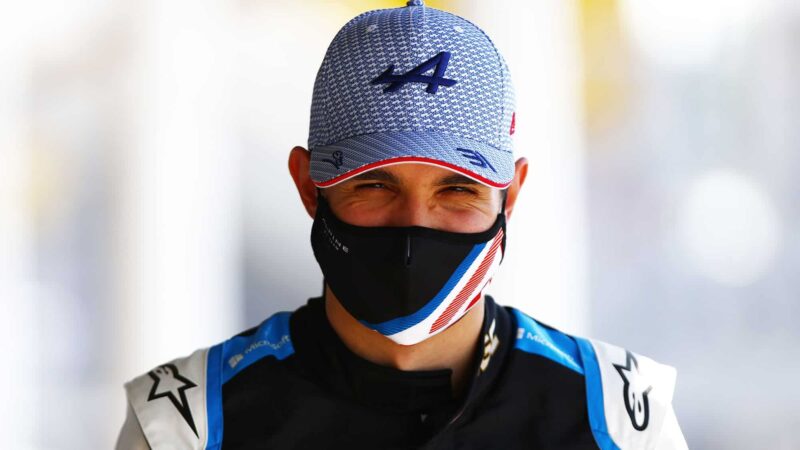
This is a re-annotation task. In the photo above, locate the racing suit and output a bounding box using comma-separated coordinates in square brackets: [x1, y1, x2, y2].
[116, 295, 687, 449]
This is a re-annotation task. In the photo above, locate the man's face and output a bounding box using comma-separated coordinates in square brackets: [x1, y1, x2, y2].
[322, 163, 503, 233]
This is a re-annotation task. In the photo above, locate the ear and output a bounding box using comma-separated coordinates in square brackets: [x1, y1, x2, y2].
[503, 157, 528, 221]
[288, 146, 319, 218]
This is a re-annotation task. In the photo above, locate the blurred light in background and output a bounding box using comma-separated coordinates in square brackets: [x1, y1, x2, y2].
[1, 0, 799, 449]
[677, 169, 781, 286]
[620, 0, 763, 68]
[580, 0, 800, 448]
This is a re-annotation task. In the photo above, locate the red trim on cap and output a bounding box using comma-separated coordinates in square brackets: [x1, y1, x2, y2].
[314, 156, 512, 189]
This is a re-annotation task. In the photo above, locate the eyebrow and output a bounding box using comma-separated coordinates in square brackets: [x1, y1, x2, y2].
[348, 169, 400, 184]
[347, 169, 482, 187]
[433, 173, 481, 186]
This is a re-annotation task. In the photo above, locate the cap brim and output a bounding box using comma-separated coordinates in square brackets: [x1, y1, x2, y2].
[310, 130, 514, 189]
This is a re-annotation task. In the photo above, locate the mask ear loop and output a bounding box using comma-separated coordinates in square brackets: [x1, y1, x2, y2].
[316, 187, 327, 296]
[315, 187, 330, 217]
[499, 188, 508, 263]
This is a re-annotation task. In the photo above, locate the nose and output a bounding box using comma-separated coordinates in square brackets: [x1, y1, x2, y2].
[384, 195, 436, 228]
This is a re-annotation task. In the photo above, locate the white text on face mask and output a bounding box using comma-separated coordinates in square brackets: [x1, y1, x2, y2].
[321, 218, 349, 253]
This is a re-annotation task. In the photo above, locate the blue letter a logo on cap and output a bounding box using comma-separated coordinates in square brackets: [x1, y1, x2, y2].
[372, 51, 457, 94]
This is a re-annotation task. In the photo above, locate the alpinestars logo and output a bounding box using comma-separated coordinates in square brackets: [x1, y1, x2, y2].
[147, 364, 199, 437]
[613, 351, 653, 431]
[480, 318, 499, 373]
[371, 51, 457, 94]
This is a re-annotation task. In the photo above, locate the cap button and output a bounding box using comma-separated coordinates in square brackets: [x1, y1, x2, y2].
[406, 0, 424, 6]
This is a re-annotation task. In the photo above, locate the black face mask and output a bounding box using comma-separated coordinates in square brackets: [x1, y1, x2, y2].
[310, 194, 506, 345]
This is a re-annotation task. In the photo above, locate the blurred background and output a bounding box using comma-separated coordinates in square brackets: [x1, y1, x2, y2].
[1, 0, 797, 448]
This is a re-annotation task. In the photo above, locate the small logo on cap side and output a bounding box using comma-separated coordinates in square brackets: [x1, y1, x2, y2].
[322, 150, 344, 169]
[371, 51, 457, 94]
[457, 148, 496, 173]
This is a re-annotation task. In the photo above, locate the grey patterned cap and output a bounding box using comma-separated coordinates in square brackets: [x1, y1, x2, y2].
[308, 0, 516, 188]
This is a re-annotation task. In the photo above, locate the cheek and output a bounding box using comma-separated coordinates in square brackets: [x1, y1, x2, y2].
[323, 189, 393, 224]
[435, 194, 502, 232]
[340, 208, 395, 227]
[437, 210, 498, 233]
[329, 199, 398, 227]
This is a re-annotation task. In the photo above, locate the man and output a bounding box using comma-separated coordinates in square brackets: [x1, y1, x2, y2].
[117, 1, 687, 448]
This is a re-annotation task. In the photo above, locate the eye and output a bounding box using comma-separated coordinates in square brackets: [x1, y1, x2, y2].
[354, 182, 387, 190]
[442, 185, 477, 195]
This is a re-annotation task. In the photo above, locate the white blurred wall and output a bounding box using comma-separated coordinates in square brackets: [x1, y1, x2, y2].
[1, 5, 38, 448]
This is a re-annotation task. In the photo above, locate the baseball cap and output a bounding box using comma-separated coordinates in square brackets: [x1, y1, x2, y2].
[308, 0, 516, 189]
